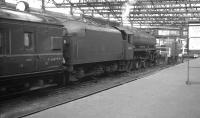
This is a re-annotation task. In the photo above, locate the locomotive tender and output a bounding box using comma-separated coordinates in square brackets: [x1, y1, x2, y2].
[0, 8, 157, 93]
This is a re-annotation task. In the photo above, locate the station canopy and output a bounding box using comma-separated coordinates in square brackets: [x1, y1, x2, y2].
[39, 0, 199, 28]
[3, 0, 200, 29]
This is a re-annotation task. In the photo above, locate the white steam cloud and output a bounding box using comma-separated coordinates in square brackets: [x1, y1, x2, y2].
[121, 0, 137, 25]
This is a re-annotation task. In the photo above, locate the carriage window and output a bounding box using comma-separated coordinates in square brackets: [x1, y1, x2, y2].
[51, 37, 62, 50]
[24, 32, 33, 50]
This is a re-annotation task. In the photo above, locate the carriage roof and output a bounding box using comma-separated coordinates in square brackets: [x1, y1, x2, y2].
[0, 9, 62, 26]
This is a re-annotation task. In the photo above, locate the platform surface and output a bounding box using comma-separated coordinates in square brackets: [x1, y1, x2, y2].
[25, 58, 200, 118]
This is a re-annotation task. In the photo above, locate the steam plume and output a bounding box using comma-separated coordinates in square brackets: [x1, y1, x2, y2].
[121, 0, 137, 25]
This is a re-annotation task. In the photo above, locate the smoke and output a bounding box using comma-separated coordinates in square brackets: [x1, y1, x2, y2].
[121, 0, 137, 25]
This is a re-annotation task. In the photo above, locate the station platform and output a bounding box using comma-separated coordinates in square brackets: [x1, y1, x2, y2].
[25, 58, 200, 118]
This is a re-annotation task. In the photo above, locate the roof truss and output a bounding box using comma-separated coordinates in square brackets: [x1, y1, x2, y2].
[47, 0, 200, 28]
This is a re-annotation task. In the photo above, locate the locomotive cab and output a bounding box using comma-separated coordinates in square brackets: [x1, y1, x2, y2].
[114, 27, 134, 60]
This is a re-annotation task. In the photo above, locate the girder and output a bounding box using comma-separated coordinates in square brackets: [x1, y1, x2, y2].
[48, 0, 200, 28]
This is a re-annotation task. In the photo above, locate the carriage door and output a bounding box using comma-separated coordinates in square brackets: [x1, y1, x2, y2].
[0, 28, 11, 76]
[0, 29, 6, 76]
[20, 30, 36, 73]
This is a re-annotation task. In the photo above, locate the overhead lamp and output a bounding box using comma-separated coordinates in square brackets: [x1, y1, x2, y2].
[16, 1, 29, 12]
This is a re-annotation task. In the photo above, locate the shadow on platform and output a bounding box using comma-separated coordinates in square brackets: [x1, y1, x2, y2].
[186, 81, 200, 85]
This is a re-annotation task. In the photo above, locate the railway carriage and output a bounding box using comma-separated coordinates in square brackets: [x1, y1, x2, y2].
[0, 9, 64, 93]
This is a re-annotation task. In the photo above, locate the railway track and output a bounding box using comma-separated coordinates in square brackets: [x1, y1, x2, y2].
[0, 63, 175, 118]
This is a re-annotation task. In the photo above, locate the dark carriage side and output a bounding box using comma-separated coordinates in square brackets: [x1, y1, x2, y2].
[0, 9, 64, 94]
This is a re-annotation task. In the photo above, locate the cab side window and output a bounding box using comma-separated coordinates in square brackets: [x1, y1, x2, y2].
[24, 32, 33, 50]
[128, 34, 133, 44]
[121, 31, 127, 40]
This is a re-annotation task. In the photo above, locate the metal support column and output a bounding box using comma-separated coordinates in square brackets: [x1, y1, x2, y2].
[186, 23, 191, 85]
[70, 5, 73, 15]
[42, 0, 45, 12]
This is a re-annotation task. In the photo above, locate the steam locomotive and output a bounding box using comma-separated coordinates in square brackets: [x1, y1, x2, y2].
[0, 8, 157, 93]
[62, 20, 157, 81]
